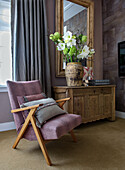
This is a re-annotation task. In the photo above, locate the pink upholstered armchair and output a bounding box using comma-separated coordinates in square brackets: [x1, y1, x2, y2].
[7, 80, 82, 166]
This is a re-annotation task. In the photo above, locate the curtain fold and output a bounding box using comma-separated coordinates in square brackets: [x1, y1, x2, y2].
[11, 0, 51, 97]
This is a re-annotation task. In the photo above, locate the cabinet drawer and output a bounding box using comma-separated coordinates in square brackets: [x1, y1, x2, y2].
[73, 88, 100, 96]
[100, 88, 111, 94]
[73, 87, 111, 96]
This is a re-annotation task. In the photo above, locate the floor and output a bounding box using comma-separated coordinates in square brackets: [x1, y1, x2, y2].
[0, 118, 125, 170]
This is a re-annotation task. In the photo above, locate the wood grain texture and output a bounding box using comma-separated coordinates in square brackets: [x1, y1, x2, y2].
[56, 0, 64, 77]
[11, 104, 40, 113]
[12, 108, 37, 149]
[56, 97, 70, 103]
[53, 85, 115, 89]
[108, 86, 115, 121]
[53, 85, 116, 123]
[55, 0, 94, 77]
[12, 106, 52, 166]
[30, 116, 52, 166]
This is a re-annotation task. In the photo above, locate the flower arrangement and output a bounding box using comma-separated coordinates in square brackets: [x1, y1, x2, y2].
[49, 31, 95, 63]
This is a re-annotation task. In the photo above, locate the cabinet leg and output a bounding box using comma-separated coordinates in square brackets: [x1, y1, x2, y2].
[107, 116, 115, 121]
[108, 87, 115, 122]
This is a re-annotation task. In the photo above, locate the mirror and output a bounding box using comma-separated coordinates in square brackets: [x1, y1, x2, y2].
[56, 0, 94, 77]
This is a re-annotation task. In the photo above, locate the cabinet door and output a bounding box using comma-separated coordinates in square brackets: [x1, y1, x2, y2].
[103, 94, 112, 116]
[73, 96, 85, 117]
[73, 94, 100, 121]
[88, 95, 99, 118]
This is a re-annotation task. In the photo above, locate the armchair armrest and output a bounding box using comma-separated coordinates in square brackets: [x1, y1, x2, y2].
[11, 104, 43, 113]
[56, 97, 70, 110]
[11, 98, 70, 113]
[56, 97, 70, 103]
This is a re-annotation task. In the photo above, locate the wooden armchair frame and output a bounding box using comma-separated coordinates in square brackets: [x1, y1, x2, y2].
[11, 97, 76, 166]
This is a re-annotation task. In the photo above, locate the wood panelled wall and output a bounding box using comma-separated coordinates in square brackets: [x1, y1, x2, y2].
[103, 0, 125, 111]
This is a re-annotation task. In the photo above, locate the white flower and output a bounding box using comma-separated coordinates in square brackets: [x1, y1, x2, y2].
[77, 45, 90, 59]
[63, 31, 72, 43]
[67, 38, 76, 48]
[90, 49, 95, 54]
[57, 43, 65, 51]
[91, 49, 94, 52]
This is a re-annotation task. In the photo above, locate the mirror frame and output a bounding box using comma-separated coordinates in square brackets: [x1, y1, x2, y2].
[55, 0, 94, 77]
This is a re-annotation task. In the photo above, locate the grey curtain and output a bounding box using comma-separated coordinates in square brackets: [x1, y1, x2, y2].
[11, 0, 51, 96]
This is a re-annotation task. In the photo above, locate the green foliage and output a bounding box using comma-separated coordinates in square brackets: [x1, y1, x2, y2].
[63, 48, 69, 55]
[82, 35, 87, 42]
[72, 35, 76, 39]
[54, 32, 60, 40]
[49, 32, 61, 42]
[69, 46, 76, 57]
[49, 34, 54, 41]
[49, 31, 95, 63]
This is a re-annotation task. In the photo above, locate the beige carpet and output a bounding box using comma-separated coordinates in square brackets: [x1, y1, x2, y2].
[0, 118, 125, 170]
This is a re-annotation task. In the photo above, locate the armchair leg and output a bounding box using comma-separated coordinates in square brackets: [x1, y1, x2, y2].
[70, 130, 77, 143]
[30, 116, 52, 166]
[12, 108, 36, 149]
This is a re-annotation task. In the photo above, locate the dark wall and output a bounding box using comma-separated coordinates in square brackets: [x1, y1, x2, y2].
[46, 0, 103, 86]
[103, 0, 125, 111]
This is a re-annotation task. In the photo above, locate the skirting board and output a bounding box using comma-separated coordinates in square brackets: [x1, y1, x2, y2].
[0, 121, 16, 132]
[116, 111, 125, 119]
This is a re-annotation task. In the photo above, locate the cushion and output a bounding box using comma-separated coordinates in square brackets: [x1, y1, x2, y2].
[20, 97, 54, 107]
[19, 113, 82, 140]
[20, 98, 67, 128]
[17, 93, 46, 105]
[17, 93, 46, 119]
[24, 93, 46, 102]
[83, 67, 93, 80]
[40, 114, 82, 140]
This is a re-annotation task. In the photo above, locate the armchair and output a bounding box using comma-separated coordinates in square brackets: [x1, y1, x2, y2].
[7, 80, 82, 166]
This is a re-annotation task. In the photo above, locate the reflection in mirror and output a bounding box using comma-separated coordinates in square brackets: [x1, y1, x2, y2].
[63, 0, 88, 69]
[63, 0, 87, 36]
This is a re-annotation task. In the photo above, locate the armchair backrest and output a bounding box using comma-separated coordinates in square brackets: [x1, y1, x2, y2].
[7, 80, 42, 131]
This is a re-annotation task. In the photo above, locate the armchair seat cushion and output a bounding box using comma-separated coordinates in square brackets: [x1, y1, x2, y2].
[19, 113, 82, 140]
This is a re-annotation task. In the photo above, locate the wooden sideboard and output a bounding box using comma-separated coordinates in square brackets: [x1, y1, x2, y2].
[53, 85, 115, 123]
